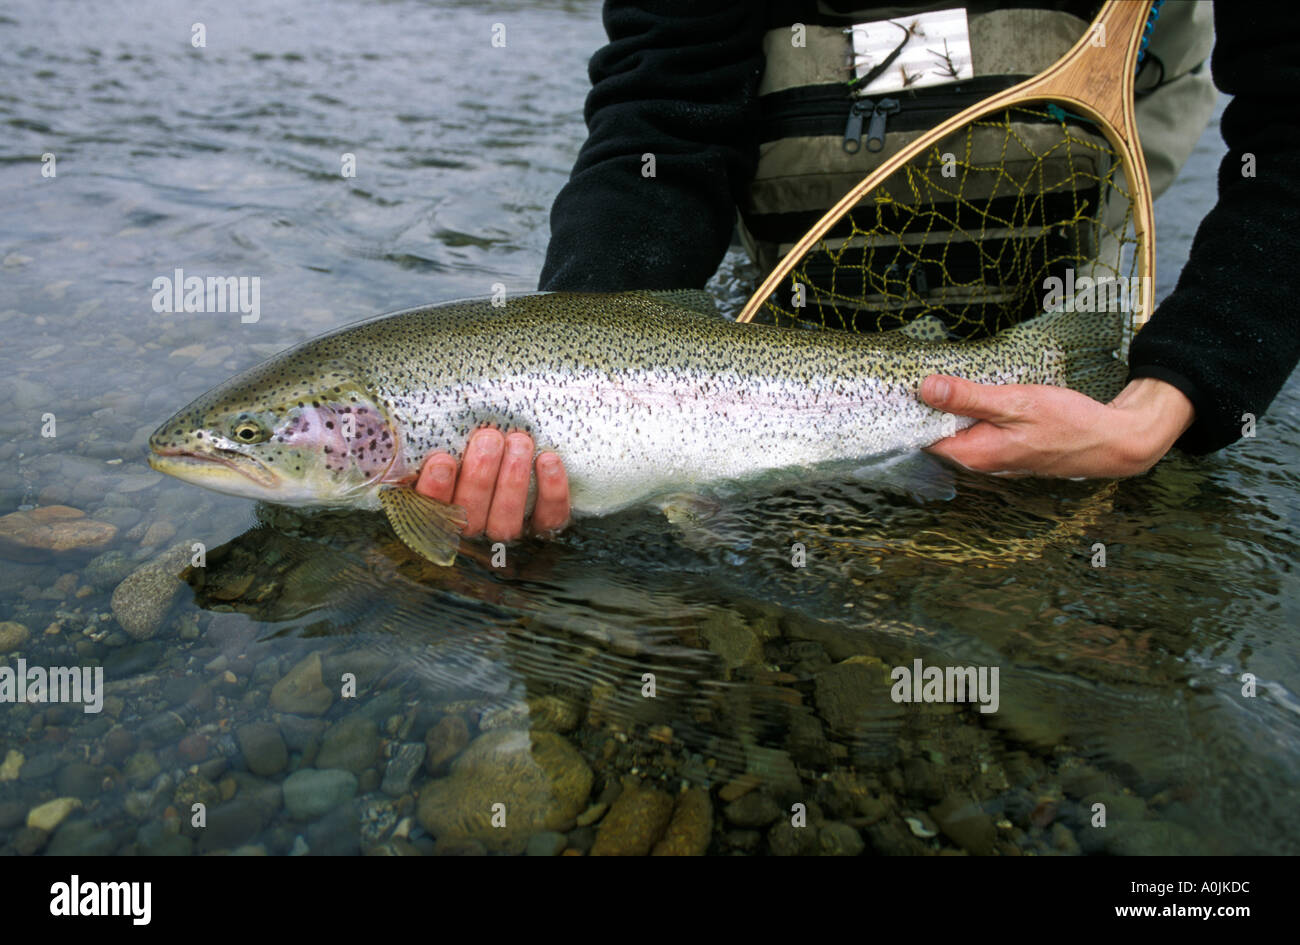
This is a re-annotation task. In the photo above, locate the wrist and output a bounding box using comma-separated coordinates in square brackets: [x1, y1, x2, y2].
[1108, 377, 1196, 470]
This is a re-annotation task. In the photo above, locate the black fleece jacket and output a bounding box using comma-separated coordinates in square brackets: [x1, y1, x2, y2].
[539, 1, 1300, 454]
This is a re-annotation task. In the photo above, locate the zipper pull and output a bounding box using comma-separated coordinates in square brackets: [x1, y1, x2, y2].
[843, 99, 873, 154]
[865, 98, 900, 153]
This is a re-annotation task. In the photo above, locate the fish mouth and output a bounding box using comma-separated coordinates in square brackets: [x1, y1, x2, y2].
[148, 446, 278, 490]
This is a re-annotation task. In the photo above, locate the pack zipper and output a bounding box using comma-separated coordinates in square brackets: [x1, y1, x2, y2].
[843, 98, 900, 154]
[758, 76, 1086, 151]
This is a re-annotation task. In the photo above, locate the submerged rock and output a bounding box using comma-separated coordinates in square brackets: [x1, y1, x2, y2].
[26, 796, 82, 832]
[0, 505, 117, 556]
[283, 768, 358, 821]
[424, 714, 469, 772]
[651, 788, 713, 856]
[236, 721, 288, 777]
[315, 716, 380, 774]
[270, 652, 335, 716]
[417, 729, 592, 853]
[930, 794, 996, 855]
[0, 621, 31, 654]
[590, 783, 674, 856]
[382, 743, 426, 797]
[110, 540, 196, 640]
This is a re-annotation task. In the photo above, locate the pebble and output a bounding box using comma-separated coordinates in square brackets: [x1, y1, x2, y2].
[137, 710, 186, 746]
[1104, 820, 1208, 856]
[283, 768, 358, 821]
[930, 794, 996, 855]
[173, 774, 221, 811]
[416, 730, 592, 854]
[110, 540, 196, 640]
[699, 610, 764, 671]
[0, 505, 117, 555]
[905, 815, 940, 838]
[19, 751, 60, 782]
[1082, 791, 1148, 823]
[236, 721, 289, 777]
[315, 715, 380, 774]
[424, 714, 469, 772]
[306, 806, 361, 856]
[140, 521, 177, 547]
[269, 651, 335, 716]
[13, 826, 49, 855]
[381, 743, 426, 797]
[723, 790, 782, 828]
[718, 775, 761, 802]
[47, 819, 117, 856]
[27, 796, 82, 832]
[102, 641, 164, 680]
[177, 733, 210, 764]
[526, 694, 582, 733]
[55, 762, 102, 800]
[124, 750, 162, 788]
[525, 831, 568, 856]
[0, 749, 23, 781]
[818, 821, 866, 856]
[82, 550, 136, 590]
[0, 621, 31, 653]
[197, 798, 270, 854]
[103, 726, 136, 764]
[591, 784, 675, 856]
[651, 788, 713, 856]
[813, 658, 903, 740]
[768, 820, 819, 856]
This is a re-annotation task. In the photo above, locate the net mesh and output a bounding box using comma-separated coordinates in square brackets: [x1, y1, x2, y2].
[752, 104, 1143, 341]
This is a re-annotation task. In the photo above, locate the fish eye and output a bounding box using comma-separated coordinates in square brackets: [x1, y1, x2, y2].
[231, 420, 269, 443]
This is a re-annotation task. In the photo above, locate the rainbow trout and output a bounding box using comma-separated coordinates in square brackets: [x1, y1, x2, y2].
[148, 291, 1123, 564]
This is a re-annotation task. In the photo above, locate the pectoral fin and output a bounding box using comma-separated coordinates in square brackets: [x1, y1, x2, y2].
[379, 486, 468, 566]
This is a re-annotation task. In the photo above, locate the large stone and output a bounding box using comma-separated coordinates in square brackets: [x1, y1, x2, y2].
[723, 790, 782, 828]
[699, 610, 764, 672]
[813, 657, 899, 735]
[269, 652, 334, 716]
[930, 794, 996, 855]
[382, 743, 427, 797]
[591, 784, 674, 856]
[236, 722, 288, 777]
[424, 714, 469, 772]
[0, 621, 31, 654]
[110, 540, 196, 640]
[0, 505, 117, 556]
[315, 716, 380, 775]
[283, 768, 358, 821]
[0, 750, 22, 781]
[651, 788, 713, 856]
[417, 729, 592, 853]
[197, 797, 271, 853]
[27, 797, 82, 832]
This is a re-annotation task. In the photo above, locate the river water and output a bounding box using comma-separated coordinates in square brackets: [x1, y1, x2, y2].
[1, 0, 1297, 856]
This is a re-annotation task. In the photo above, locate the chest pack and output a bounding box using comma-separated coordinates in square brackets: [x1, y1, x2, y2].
[739, 2, 1214, 337]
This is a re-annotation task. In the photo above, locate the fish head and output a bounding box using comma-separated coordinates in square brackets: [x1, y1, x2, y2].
[148, 354, 402, 506]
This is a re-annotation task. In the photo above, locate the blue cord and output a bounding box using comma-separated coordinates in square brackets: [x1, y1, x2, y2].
[1137, 0, 1164, 71]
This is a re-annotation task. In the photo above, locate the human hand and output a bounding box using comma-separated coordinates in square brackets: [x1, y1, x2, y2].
[415, 428, 570, 541]
[920, 375, 1195, 478]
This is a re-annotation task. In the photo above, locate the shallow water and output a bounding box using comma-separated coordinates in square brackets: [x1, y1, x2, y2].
[1, 0, 1297, 856]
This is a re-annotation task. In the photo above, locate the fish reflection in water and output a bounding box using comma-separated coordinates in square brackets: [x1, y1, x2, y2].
[181, 498, 939, 781]
[161, 472, 1294, 854]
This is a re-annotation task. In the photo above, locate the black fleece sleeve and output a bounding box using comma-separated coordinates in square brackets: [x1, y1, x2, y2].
[1128, 0, 1300, 454]
[538, 1, 766, 293]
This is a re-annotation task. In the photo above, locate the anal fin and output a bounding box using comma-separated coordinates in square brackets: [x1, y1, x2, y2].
[379, 486, 468, 566]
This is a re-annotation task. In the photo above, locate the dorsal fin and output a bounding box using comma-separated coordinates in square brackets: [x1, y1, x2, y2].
[639, 289, 720, 318]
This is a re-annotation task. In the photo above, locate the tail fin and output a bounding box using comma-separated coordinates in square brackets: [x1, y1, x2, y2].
[1004, 307, 1131, 403]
